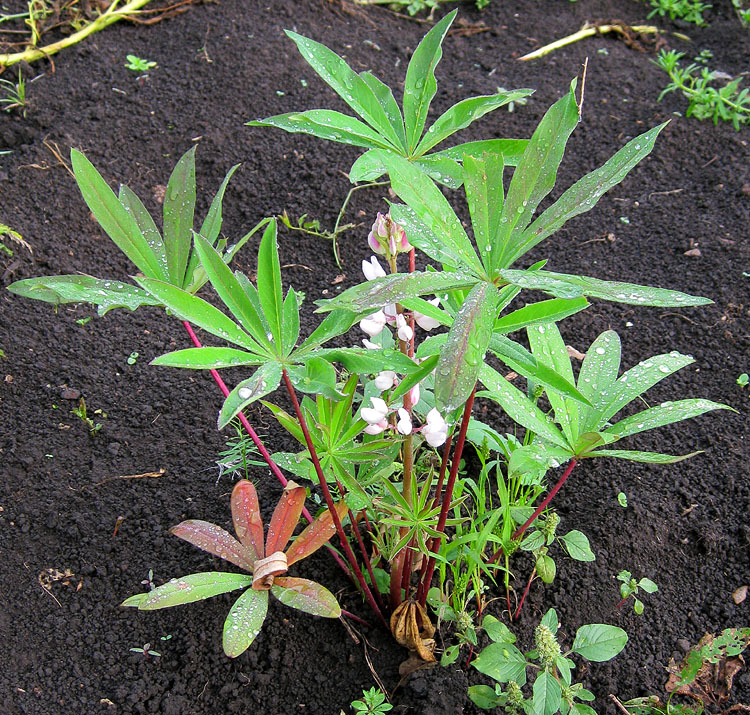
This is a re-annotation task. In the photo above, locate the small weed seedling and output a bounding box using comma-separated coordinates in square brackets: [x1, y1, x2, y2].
[616, 570, 658, 614]
[654, 50, 750, 130]
[0, 70, 27, 116]
[350, 687, 393, 714]
[130, 642, 161, 657]
[737, 373, 748, 387]
[617, 492, 628, 508]
[647, 0, 712, 25]
[733, 0, 750, 26]
[125, 55, 157, 73]
[126, 351, 139, 365]
[470, 608, 627, 712]
[71, 397, 105, 435]
[123, 480, 346, 657]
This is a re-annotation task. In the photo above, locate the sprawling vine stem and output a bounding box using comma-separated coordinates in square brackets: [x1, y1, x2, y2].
[281, 369, 386, 627]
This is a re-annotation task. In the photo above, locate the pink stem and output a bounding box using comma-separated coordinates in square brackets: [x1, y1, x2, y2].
[513, 567, 536, 620]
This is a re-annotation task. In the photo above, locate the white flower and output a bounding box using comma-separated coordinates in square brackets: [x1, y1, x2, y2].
[384, 303, 397, 320]
[395, 313, 413, 342]
[364, 419, 387, 436]
[409, 384, 420, 408]
[374, 370, 397, 391]
[361, 397, 388, 425]
[423, 408, 448, 447]
[396, 408, 412, 435]
[362, 338, 381, 350]
[414, 297, 441, 331]
[362, 256, 386, 281]
[360, 310, 387, 337]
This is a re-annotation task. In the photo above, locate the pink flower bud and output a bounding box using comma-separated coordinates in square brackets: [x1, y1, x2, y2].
[364, 419, 388, 436]
[409, 384, 420, 407]
[367, 211, 410, 257]
[396, 408, 413, 435]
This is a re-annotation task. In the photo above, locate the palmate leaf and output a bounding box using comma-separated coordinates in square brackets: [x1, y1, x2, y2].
[272, 577, 341, 618]
[122, 572, 252, 610]
[510, 123, 668, 265]
[119, 185, 168, 277]
[256, 220, 284, 348]
[70, 150, 167, 280]
[499, 268, 712, 308]
[151, 346, 266, 370]
[223, 587, 269, 658]
[360, 70, 406, 149]
[435, 283, 499, 412]
[218, 361, 283, 429]
[7, 275, 161, 315]
[229, 481, 266, 562]
[163, 145, 196, 287]
[309, 347, 420, 375]
[494, 298, 588, 335]
[170, 519, 257, 570]
[464, 152, 504, 265]
[317, 271, 478, 313]
[585, 448, 703, 464]
[403, 9, 454, 152]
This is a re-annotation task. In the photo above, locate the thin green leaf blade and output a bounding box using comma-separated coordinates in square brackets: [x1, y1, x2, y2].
[163, 146, 197, 286]
[403, 9, 455, 152]
[512, 123, 668, 264]
[577, 331, 621, 433]
[438, 138, 528, 166]
[151, 347, 264, 369]
[586, 449, 703, 464]
[435, 282, 498, 412]
[71, 150, 166, 279]
[415, 90, 534, 156]
[348, 149, 386, 183]
[572, 624, 628, 661]
[256, 220, 284, 348]
[494, 298, 588, 334]
[223, 587, 269, 658]
[126, 572, 252, 610]
[272, 577, 341, 618]
[282, 287, 301, 355]
[360, 70, 406, 149]
[317, 271, 478, 313]
[463, 152, 504, 267]
[218, 361, 283, 429]
[412, 153, 464, 189]
[118, 185, 168, 277]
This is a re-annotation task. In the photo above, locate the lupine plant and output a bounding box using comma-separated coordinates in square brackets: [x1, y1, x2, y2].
[123, 480, 346, 657]
[6, 14, 731, 702]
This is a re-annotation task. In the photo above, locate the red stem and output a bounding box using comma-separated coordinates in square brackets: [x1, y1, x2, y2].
[417, 388, 476, 609]
[181, 321, 350, 575]
[281, 369, 387, 628]
[349, 509, 386, 615]
[489, 459, 578, 566]
[514, 567, 536, 620]
[615, 597, 628, 610]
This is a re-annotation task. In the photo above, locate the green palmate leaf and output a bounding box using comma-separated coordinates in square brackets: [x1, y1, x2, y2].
[559, 530, 595, 561]
[533, 670, 562, 715]
[403, 10, 455, 152]
[151, 346, 264, 370]
[602, 399, 732, 440]
[577, 331, 621, 432]
[256, 220, 284, 348]
[494, 298, 588, 335]
[218, 362, 283, 429]
[118, 185, 168, 277]
[318, 271, 478, 313]
[248, 111, 393, 150]
[400, 296, 451, 327]
[170, 519, 257, 571]
[572, 624, 628, 661]
[464, 152, 504, 265]
[438, 138, 528, 166]
[223, 587, 269, 658]
[493, 84, 580, 270]
[349, 149, 387, 183]
[163, 146, 197, 286]
[499, 268, 712, 307]
[272, 576, 341, 618]
[377, 151, 484, 274]
[472, 642, 528, 685]
[528, 322, 579, 445]
[7, 275, 161, 315]
[510, 123, 669, 264]
[479, 363, 570, 450]
[360, 70, 406, 148]
[70, 150, 167, 280]
[283, 32, 404, 150]
[391, 354, 440, 402]
[584, 449, 702, 464]
[435, 282, 499, 412]
[193, 235, 274, 351]
[297, 309, 358, 353]
[124, 572, 252, 610]
[200, 164, 240, 246]
[309, 347, 420, 375]
[415, 90, 534, 157]
[388, 203, 457, 267]
[136, 277, 260, 351]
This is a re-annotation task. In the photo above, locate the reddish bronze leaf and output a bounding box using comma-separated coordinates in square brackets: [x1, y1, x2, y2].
[231, 480, 265, 561]
[285, 499, 348, 567]
[266, 481, 306, 555]
[169, 520, 256, 571]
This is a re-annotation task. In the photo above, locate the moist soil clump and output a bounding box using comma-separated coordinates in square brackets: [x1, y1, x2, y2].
[0, 1, 748, 713]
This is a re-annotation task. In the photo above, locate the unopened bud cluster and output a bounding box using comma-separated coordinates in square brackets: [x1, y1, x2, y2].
[540, 512, 560, 542]
[534, 623, 561, 668]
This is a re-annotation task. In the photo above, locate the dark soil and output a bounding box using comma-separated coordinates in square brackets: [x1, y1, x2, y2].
[1, 1, 748, 713]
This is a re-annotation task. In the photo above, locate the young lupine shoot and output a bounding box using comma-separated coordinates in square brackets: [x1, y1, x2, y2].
[248, 11, 532, 190]
[122, 480, 347, 657]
